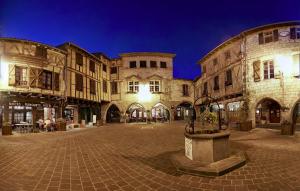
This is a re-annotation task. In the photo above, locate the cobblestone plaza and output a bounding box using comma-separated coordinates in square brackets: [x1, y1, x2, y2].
[0, 122, 300, 191]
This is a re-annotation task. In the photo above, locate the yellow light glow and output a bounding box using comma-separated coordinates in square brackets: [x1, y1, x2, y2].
[0, 58, 9, 89]
[137, 84, 152, 102]
[275, 54, 294, 76]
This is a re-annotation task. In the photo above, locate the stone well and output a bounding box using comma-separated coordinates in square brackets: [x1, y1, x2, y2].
[184, 131, 230, 163]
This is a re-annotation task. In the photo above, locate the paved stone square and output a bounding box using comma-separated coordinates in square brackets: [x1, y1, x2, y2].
[0, 122, 300, 191]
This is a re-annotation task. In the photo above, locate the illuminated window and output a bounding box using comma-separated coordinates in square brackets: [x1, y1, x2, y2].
[128, 81, 139, 92]
[263, 60, 274, 79]
[150, 80, 160, 92]
[258, 30, 279, 44]
[15, 66, 27, 86]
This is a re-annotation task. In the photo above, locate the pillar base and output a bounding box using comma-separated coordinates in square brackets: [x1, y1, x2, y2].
[2, 123, 12, 136]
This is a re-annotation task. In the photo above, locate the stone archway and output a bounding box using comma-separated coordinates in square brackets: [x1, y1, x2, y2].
[291, 101, 300, 134]
[126, 103, 146, 123]
[175, 102, 194, 120]
[255, 98, 281, 127]
[106, 104, 121, 123]
[151, 103, 170, 122]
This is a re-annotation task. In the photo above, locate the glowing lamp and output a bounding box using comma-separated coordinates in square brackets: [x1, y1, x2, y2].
[275, 54, 294, 76]
[137, 84, 152, 102]
[0, 58, 9, 89]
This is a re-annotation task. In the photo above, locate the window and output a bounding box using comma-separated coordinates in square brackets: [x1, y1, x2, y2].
[103, 64, 107, 72]
[150, 61, 157, 68]
[130, 61, 137, 68]
[42, 70, 52, 90]
[89, 60, 95, 73]
[128, 81, 139, 92]
[90, 79, 96, 94]
[150, 80, 160, 92]
[253, 60, 261, 82]
[213, 58, 218, 65]
[103, 80, 107, 93]
[202, 65, 206, 74]
[258, 30, 279, 44]
[140, 61, 147, 68]
[35, 46, 47, 59]
[111, 67, 117, 74]
[15, 66, 27, 86]
[160, 62, 167, 68]
[182, 84, 189, 96]
[75, 73, 83, 91]
[202, 82, 208, 96]
[76, 53, 83, 66]
[224, 51, 231, 60]
[225, 69, 232, 86]
[263, 60, 274, 79]
[214, 76, 219, 91]
[290, 27, 300, 39]
[54, 73, 59, 91]
[111, 81, 118, 94]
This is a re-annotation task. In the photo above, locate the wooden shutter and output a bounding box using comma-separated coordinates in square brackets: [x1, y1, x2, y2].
[290, 28, 296, 39]
[8, 64, 16, 86]
[37, 69, 44, 88]
[293, 54, 300, 76]
[54, 73, 59, 91]
[253, 60, 261, 82]
[273, 30, 279, 41]
[258, 33, 264, 44]
[29, 68, 38, 87]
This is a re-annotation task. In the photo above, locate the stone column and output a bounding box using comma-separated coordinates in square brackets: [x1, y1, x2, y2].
[2, 102, 12, 135]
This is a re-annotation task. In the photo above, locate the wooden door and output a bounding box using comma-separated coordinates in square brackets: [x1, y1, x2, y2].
[269, 109, 280, 123]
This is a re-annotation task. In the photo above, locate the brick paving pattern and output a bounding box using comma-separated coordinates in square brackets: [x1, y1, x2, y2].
[0, 122, 300, 191]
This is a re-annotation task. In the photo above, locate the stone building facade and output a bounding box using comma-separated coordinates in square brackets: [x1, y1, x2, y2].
[0, 38, 194, 133]
[102, 52, 194, 123]
[195, 21, 300, 130]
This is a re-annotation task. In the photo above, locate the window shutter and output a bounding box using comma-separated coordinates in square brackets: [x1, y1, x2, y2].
[29, 68, 38, 87]
[258, 33, 264, 44]
[293, 54, 300, 76]
[37, 69, 44, 88]
[290, 28, 296, 39]
[253, 60, 261, 82]
[54, 73, 59, 91]
[8, 64, 16, 86]
[273, 30, 279, 41]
